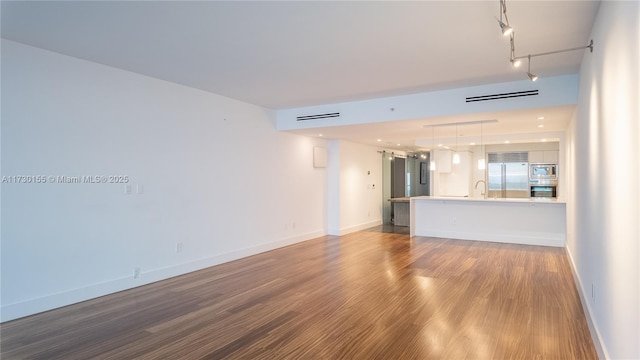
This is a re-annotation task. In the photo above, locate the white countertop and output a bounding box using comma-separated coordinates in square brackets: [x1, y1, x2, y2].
[411, 196, 566, 204]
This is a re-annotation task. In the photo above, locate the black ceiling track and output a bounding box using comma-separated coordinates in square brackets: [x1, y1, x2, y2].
[465, 89, 539, 103]
[296, 112, 340, 121]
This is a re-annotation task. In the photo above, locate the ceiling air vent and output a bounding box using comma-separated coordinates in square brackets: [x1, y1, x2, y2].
[296, 112, 340, 121]
[465, 89, 538, 103]
[488, 152, 529, 163]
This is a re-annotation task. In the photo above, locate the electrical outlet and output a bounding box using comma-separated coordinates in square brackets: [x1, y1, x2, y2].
[452, 217, 457, 224]
[124, 184, 132, 195]
[292, 222, 296, 229]
[177, 242, 183, 253]
[134, 267, 141, 279]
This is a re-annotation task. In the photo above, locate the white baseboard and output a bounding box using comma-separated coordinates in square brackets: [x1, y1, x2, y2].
[565, 246, 608, 360]
[1, 230, 326, 322]
[415, 229, 565, 247]
[329, 219, 382, 236]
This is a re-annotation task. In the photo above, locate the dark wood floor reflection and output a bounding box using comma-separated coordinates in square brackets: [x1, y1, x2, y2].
[1, 227, 597, 359]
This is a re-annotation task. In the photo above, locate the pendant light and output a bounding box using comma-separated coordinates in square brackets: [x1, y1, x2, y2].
[478, 121, 486, 170]
[452, 125, 461, 164]
[430, 126, 436, 171]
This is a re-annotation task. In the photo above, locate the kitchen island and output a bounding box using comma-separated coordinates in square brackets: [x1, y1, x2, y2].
[410, 196, 566, 247]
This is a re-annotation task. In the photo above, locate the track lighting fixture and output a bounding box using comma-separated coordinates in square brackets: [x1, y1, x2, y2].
[526, 55, 538, 82]
[496, 0, 513, 36]
[509, 34, 521, 67]
[497, 0, 594, 81]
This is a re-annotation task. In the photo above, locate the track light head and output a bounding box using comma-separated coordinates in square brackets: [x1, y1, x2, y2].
[526, 54, 538, 81]
[502, 24, 513, 36]
[511, 58, 522, 68]
[497, 19, 513, 36]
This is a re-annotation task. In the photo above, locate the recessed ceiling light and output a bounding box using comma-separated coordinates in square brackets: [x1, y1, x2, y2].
[470, 142, 476, 145]
[537, 116, 544, 120]
[538, 124, 544, 128]
[541, 138, 547, 142]
[504, 140, 510, 144]
[319, 133, 323, 137]
[438, 144, 443, 147]
[376, 139, 382, 142]
[397, 143, 401, 146]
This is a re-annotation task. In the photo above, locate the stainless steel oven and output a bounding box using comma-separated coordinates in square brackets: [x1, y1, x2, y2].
[529, 163, 558, 198]
[530, 185, 557, 198]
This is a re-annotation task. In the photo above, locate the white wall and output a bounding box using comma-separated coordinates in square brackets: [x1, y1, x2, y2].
[327, 140, 382, 235]
[565, 1, 639, 359]
[327, 140, 342, 234]
[0, 40, 328, 321]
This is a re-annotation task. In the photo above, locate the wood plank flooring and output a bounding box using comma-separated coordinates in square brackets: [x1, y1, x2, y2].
[1, 226, 597, 359]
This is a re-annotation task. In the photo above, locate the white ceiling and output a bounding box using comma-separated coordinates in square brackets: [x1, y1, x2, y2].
[1, 1, 600, 147]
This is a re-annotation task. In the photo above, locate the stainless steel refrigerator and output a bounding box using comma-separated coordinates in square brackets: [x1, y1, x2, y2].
[487, 152, 529, 198]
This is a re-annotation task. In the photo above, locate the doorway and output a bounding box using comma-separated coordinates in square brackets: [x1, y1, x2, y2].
[381, 151, 431, 225]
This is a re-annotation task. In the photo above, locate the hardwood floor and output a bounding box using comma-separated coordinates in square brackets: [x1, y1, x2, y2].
[1, 227, 597, 359]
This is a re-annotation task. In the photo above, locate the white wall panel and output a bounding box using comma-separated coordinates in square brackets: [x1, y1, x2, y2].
[565, 2, 640, 358]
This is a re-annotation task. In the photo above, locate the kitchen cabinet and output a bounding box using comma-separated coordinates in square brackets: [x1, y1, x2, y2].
[529, 150, 558, 163]
[543, 150, 559, 163]
[438, 151, 472, 197]
[437, 150, 452, 173]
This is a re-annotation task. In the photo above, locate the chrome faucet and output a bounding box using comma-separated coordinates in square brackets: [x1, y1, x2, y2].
[474, 180, 486, 197]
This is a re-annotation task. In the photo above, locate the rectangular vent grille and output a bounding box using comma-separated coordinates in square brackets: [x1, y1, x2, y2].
[488, 152, 529, 163]
[297, 112, 340, 121]
[466, 90, 538, 103]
